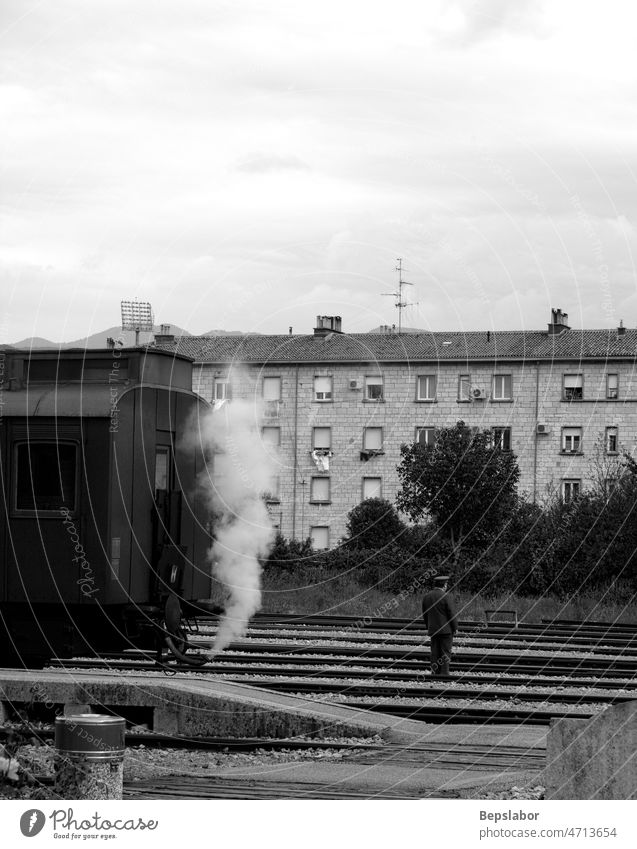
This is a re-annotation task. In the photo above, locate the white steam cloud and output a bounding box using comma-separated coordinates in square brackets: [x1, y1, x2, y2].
[198, 399, 277, 655]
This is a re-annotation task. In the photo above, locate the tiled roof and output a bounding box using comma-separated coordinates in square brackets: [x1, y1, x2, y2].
[153, 329, 637, 364]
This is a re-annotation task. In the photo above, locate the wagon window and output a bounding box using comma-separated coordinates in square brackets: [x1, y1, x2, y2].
[155, 446, 172, 493]
[15, 442, 77, 511]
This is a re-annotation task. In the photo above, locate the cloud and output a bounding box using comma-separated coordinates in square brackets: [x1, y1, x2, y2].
[1, 1, 637, 341]
[448, 0, 547, 45]
[234, 154, 311, 174]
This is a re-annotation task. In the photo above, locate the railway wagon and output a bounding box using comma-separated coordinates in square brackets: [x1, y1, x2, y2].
[0, 346, 213, 665]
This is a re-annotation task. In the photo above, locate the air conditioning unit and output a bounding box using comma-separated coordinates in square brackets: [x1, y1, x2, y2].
[349, 380, 361, 390]
[472, 387, 484, 399]
[536, 423, 550, 434]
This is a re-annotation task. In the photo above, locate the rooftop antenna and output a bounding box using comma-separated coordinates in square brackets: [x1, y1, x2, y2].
[381, 258, 417, 334]
[120, 299, 154, 346]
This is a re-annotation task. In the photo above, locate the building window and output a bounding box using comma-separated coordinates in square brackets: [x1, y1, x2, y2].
[365, 375, 384, 401]
[15, 442, 78, 512]
[562, 479, 581, 503]
[563, 374, 583, 401]
[363, 427, 383, 450]
[361, 427, 384, 460]
[416, 375, 437, 401]
[492, 427, 512, 451]
[213, 378, 231, 401]
[606, 426, 618, 454]
[415, 427, 436, 447]
[492, 374, 512, 401]
[607, 374, 618, 399]
[314, 376, 333, 401]
[312, 427, 331, 450]
[261, 427, 280, 446]
[263, 476, 281, 503]
[263, 376, 282, 400]
[362, 477, 382, 500]
[458, 374, 471, 402]
[562, 427, 582, 453]
[310, 477, 331, 503]
[310, 526, 329, 550]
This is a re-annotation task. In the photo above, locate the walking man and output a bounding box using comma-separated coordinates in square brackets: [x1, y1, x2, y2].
[422, 574, 458, 677]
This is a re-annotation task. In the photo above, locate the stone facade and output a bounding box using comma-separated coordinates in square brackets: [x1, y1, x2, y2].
[188, 349, 637, 546]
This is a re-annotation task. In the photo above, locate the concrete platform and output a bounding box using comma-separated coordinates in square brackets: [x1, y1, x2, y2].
[0, 668, 549, 749]
[2, 668, 548, 799]
[0, 668, 429, 740]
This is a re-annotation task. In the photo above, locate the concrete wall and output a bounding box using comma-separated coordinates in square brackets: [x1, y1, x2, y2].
[193, 358, 637, 544]
[0, 671, 392, 740]
[545, 700, 637, 799]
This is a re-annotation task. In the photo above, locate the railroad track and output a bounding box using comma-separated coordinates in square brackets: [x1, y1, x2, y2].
[170, 638, 637, 675]
[0, 727, 378, 752]
[46, 612, 637, 728]
[124, 775, 459, 800]
[51, 647, 637, 679]
[241, 619, 637, 645]
[190, 675, 636, 706]
[123, 738, 543, 799]
[197, 626, 637, 654]
[46, 659, 631, 725]
[253, 612, 637, 630]
[338, 701, 591, 725]
[48, 655, 637, 692]
[2, 725, 541, 769]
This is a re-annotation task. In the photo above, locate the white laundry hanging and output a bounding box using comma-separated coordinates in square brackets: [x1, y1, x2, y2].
[311, 450, 330, 472]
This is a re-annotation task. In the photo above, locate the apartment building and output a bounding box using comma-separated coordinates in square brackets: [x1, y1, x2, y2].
[154, 309, 637, 548]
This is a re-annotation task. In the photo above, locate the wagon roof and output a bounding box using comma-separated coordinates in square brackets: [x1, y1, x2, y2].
[1, 383, 127, 417]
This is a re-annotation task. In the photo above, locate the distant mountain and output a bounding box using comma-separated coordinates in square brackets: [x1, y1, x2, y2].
[201, 329, 257, 336]
[9, 325, 192, 349]
[9, 336, 58, 348]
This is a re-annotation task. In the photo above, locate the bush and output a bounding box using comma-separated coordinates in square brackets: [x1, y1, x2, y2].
[263, 534, 431, 594]
[265, 532, 313, 568]
[345, 498, 408, 550]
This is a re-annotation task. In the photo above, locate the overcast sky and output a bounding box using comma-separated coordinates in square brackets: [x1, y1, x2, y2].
[2, 0, 637, 342]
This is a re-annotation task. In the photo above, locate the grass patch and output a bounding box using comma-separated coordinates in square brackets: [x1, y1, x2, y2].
[262, 568, 637, 625]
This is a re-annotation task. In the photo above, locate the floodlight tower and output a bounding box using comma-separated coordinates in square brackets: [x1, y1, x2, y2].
[381, 258, 416, 334]
[120, 300, 154, 346]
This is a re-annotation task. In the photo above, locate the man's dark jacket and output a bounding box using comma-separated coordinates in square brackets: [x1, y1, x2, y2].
[422, 588, 458, 636]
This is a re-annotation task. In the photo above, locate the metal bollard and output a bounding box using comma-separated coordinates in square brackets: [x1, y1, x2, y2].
[54, 714, 125, 800]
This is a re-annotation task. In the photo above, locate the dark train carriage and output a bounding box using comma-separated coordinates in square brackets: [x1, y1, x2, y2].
[0, 347, 212, 664]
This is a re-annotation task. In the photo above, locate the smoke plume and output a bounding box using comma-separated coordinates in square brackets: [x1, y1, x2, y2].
[198, 399, 276, 655]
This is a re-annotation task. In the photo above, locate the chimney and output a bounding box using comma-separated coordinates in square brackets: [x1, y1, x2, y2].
[154, 323, 175, 345]
[289, 326, 293, 335]
[548, 308, 570, 335]
[314, 315, 343, 335]
[617, 320, 626, 337]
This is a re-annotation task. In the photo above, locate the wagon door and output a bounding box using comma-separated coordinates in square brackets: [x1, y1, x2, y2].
[150, 437, 185, 600]
[6, 427, 83, 603]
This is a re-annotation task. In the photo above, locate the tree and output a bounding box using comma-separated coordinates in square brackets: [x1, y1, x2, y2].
[345, 498, 407, 550]
[547, 450, 637, 593]
[396, 421, 520, 561]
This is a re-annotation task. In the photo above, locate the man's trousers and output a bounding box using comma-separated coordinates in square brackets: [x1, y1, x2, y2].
[430, 634, 454, 677]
